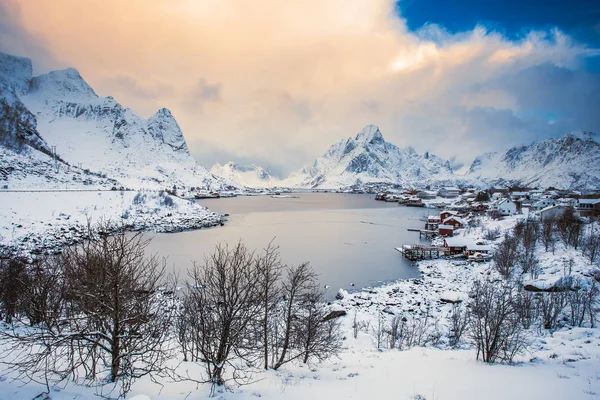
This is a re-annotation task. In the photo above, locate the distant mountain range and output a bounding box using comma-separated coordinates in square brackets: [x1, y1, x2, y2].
[209, 162, 280, 189]
[1, 51, 598, 191]
[465, 133, 600, 190]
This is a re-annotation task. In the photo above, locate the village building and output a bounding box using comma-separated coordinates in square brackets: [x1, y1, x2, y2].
[442, 216, 465, 229]
[416, 190, 438, 199]
[533, 198, 558, 210]
[539, 205, 570, 221]
[443, 237, 492, 256]
[510, 191, 529, 201]
[438, 224, 454, 236]
[440, 210, 460, 221]
[557, 197, 578, 207]
[438, 187, 461, 198]
[578, 198, 600, 216]
[490, 198, 517, 216]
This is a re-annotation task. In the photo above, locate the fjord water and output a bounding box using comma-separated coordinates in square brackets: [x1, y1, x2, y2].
[145, 193, 429, 296]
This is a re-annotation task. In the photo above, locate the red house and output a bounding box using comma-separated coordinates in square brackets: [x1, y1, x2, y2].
[442, 216, 465, 229]
[438, 224, 454, 236]
[440, 210, 460, 221]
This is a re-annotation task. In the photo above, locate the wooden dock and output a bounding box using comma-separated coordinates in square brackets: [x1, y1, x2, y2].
[395, 245, 451, 261]
[407, 228, 437, 238]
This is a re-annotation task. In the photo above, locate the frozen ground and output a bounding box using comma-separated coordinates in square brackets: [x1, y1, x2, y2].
[0, 190, 224, 254]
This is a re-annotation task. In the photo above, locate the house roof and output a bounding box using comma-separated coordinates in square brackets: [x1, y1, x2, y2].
[540, 205, 568, 213]
[498, 198, 514, 206]
[439, 224, 454, 230]
[443, 216, 466, 225]
[579, 199, 600, 205]
[440, 210, 459, 215]
[441, 187, 460, 191]
[444, 237, 491, 251]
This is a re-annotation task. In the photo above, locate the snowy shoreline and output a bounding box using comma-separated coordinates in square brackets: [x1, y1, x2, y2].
[0, 190, 226, 256]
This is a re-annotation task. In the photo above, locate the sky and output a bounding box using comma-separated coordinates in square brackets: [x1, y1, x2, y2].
[0, 0, 599, 175]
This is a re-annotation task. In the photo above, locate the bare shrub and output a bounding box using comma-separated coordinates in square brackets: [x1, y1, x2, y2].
[583, 231, 600, 265]
[493, 235, 519, 279]
[0, 249, 29, 323]
[512, 289, 536, 329]
[1, 230, 173, 398]
[557, 208, 583, 249]
[537, 291, 568, 331]
[483, 227, 501, 241]
[448, 303, 469, 348]
[184, 242, 262, 386]
[468, 279, 527, 363]
[540, 215, 557, 253]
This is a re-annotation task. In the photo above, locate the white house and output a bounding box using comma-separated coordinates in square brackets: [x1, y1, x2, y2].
[510, 191, 529, 201]
[539, 205, 569, 221]
[533, 198, 558, 210]
[495, 198, 517, 216]
[557, 197, 578, 207]
[438, 187, 461, 198]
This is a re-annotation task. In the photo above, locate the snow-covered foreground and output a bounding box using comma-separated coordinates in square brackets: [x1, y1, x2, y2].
[0, 190, 224, 254]
[1, 210, 599, 399]
[2, 328, 598, 399]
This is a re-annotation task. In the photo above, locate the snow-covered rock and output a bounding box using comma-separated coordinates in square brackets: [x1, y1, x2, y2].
[466, 133, 600, 190]
[210, 161, 280, 189]
[285, 125, 454, 189]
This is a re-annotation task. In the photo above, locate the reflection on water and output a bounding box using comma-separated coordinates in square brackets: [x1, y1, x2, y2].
[144, 193, 430, 297]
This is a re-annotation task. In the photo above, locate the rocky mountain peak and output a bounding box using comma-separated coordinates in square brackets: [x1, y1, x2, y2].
[30, 67, 98, 102]
[0, 52, 33, 96]
[354, 124, 384, 145]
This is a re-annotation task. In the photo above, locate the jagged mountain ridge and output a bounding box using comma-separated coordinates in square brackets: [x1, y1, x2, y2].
[210, 162, 280, 189]
[466, 133, 600, 190]
[284, 125, 454, 189]
[0, 52, 222, 190]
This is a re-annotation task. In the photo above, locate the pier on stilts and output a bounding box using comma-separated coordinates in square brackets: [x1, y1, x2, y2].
[395, 245, 450, 261]
[407, 228, 437, 239]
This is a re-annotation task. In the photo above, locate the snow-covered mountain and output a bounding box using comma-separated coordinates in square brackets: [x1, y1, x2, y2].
[210, 162, 279, 189]
[465, 133, 600, 190]
[0, 52, 222, 190]
[285, 125, 454, 189]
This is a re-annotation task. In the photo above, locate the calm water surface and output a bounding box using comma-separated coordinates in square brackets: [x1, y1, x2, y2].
[144, 193, 430, 297]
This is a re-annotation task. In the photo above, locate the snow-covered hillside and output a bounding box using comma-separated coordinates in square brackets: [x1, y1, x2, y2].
[466, 133, 600, 190]
[0, 52, 222, 190]
[210, 161, 280, 189]
[285, 125, 454, 189]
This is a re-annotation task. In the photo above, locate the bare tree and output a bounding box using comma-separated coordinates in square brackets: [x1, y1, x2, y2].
[583, 231, 600, 265]
[468, 279, 527, 363]
[557, 208, 583, 249]
[540, 215, 557, 253]
[0, 249, 29, 323]
[493, 235, 519, 279]
[1, 230, 173, 398]
[274, 262, 319, 369]
[448, 303, 469, 348]
[518, 218, 539, 276]
[297, 289, 342, 364]
[370, 310, 385, 350]
[255, 240, 282, 370]
[537, 291, 567, 331]
[184, 242, 262, 387]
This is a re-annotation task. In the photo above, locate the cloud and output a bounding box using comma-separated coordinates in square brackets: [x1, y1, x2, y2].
[0, 0, 57, 72]
[8, 0, 600, 174]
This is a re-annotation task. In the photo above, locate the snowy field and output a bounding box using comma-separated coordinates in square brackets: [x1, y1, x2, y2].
[0, 190, 224, 254]
[1, 209, 599, 399]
